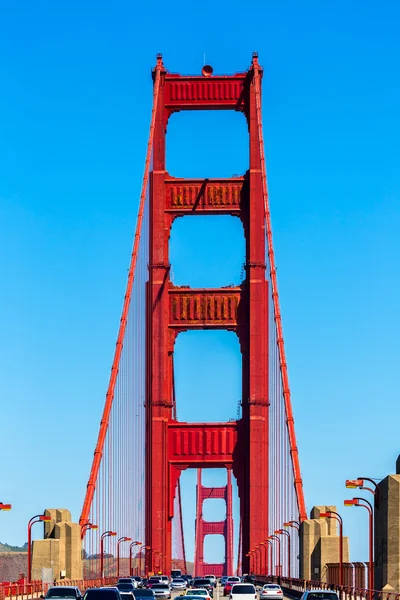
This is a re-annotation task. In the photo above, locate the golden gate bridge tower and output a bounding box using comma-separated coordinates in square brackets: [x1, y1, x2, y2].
[80, 54, 306, 579]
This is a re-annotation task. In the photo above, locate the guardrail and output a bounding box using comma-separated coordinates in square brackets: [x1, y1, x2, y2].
[256, 575, 400, 600]
[0, 578, 118, 600]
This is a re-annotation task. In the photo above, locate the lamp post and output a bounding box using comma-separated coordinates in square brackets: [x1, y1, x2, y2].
[261, 540, 273, 575]
[283, 521, 299, 531]
[276, 530, 291, 578]
[344, 498, 374, 594]
[255, 545, 264, 574]
[81, 523, 98, 539]
[346, 478, 379, 508]
[129, 541, 142, 576]
[270, 535, 281, 577]
[138, 545, 150, 576]
[28, 514, 52, 582]
[117, 536, 132, 577]
[246, 551, 254, 574]
[100, 531, 117, 579]
[319, 511, 343, 585]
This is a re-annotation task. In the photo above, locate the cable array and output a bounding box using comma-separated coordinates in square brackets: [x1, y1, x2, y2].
[253, 57, 305, 576]
[80, 64, 162, 577]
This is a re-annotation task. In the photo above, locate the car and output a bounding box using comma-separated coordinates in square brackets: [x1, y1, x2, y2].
[204, 576, 217, 588]
[119, 580, 138, 589]
[46, 588, 83, 600]
[171, 579, 187, 591]
[151, 584, 171, 600]
[220, 578, 229, 586]
[192, 579, 214, 598]
[117, 585, 136, 594]
[243, 576, 256, 585]
[300, 593, 339, 600]
[132, 578, 142, 587]
[260, 585, 283, 600]
[131, 591, 155, 600]
[223, 578, 241, 596]
[159, 577, 170, 585]
[182, 592, 211, 600]
[147, 578, 162, 589]
[84, 590, 122, 600]
[229, 584, 257, 600]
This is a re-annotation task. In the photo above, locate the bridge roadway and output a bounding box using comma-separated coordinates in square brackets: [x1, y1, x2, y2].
[170, 583, 291, 600]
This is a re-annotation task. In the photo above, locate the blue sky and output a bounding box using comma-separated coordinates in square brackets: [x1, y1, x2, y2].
[1, 0, 400, 568]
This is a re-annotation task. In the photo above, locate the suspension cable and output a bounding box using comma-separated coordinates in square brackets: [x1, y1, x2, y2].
[80, 57, 163, 529]
[252, 56, 307, 522]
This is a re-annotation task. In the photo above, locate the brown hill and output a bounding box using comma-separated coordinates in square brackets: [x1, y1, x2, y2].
[0, 552, 28, 582]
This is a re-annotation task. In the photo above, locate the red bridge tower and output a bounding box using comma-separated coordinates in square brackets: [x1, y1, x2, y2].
[194, 469, 234, 577]
[146, 54, 269, 574]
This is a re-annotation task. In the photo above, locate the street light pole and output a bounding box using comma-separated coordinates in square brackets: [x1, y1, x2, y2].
[100, 531, 117, 579]
[276, 530, 291, 578]
[319, 511, 343, 585]
[344, 498, 374, 594]
[117, 537, 132, 577]
[129, 541, 142, 576]
[270, 535, 281, 577]
[28, 514, 52, 582]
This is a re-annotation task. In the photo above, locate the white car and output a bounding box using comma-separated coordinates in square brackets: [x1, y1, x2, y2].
[205, 576, 217, 588]
[184, 590, 212, 600]
[171, 579, 187, 591]
[152, 584, 171, 600]
[260, 585, 283, 600]
[229, 584, 257, 600]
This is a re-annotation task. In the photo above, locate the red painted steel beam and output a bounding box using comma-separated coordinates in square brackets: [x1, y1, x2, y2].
[163, 72, 249, 113]
[168, 421, 237, 466]
[169, 287, 242, 330]
[165, 176, 245, 216]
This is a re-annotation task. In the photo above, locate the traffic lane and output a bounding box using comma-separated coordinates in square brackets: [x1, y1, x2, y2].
[170, 586, 292, 600]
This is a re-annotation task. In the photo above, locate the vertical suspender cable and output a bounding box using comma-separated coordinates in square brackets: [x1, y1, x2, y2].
[80, 60, 163, 529]
[252, 57, 307, 522]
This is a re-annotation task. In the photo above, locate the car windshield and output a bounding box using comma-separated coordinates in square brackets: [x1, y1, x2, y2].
[173, 580, 184, 583]
[47, 593, 77, 599]
[117, 585, 134, 590]
[227, 578, 240, 582]
[188, 592, 208, 596]
[149, 579, 161, 583]
[194, 581, 210, 585]
[232, 586, 255, 594]
[307, 595, 338, 600]
[133, 592, 154, 597]
[153, 585, 169, 590]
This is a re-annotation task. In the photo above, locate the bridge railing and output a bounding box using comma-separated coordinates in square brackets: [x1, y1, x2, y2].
[0, 578, 118, 600]
[257, 576, 400, 600]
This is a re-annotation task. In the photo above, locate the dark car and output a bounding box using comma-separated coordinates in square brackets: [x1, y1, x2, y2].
[243, 576, 256, 585]
[117, 585, 135, 593]
[46, 588, 83, 600]
[147, 578, 162, 590]
[192, 579, 214, 598]
[84, 590, 121, 600]
[132, 591, 155, 600]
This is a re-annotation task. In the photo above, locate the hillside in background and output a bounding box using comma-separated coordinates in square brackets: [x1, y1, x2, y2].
[0, 543, 28, 553]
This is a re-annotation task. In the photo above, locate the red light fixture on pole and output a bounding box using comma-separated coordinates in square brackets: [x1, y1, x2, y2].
[117, 536, 132, 577]
[283, 520, 299, 531]
[129, 541, 142, 576]
[344, 498, 374, 594]
[0, 503, 12, 511]
[28, 514, 52, 582]
[319, 511, 343, 586]
[100, 531, 117, 579]
[81, 523, 98, 539]
[346, 478, 379, 508]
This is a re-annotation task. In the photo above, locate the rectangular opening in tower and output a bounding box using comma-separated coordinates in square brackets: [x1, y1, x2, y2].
[166, 110, 248, 179]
